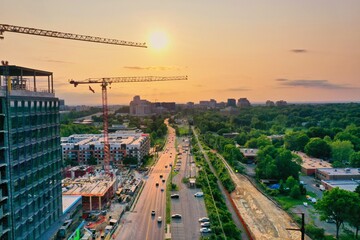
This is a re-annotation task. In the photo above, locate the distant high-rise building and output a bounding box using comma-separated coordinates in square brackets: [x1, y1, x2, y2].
[276, 100, 287, 106]
[227, 98, 236, 107]
[129, 95, 152, 116]
[59, 99, 65, 110]
[186, 102, 194, 109]
[216, 101, 226, 108]
[153, 102, 176, 114]
[237, 98, 251, 108]
[209, 99, 217, 108]
[266, 100, 275, 106]
[0, 65, 62, 239]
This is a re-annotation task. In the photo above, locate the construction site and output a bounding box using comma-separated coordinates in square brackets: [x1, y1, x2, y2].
[62, 175, 116, 212]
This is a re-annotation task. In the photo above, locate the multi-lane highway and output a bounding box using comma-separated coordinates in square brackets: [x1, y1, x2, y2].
[116, 120, 176, 240]
[171, 137, 208, 240]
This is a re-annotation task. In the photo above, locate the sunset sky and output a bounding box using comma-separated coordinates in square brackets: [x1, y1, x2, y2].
[1, 1, 359, 105]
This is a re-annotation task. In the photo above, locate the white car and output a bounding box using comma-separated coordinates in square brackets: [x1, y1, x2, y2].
[201, 222, 210, 227]
[198, 217, 209, 222]
[200, 227, 211, 233]
[194, 192, 204, 197]
[157, 216, 162, 223]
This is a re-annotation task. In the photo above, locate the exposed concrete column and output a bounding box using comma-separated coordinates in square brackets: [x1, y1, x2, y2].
[33, 72, 36, 92]
[99, 196, 101, 210]
[48, 75, 50, 93]
[51, 74, 54, 93]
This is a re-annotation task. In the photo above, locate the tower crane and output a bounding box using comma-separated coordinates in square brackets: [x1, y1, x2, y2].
[0, 23, 147, 47]
[69, 76, 188, 174]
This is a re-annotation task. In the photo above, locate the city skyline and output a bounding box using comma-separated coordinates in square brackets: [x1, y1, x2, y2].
[1, 1, 360, 105]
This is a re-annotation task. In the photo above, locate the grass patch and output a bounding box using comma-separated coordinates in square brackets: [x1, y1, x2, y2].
[166, 174, 172, 224]
[275, 194, 315, 210]
[142, 155, 155, 167]
[178, 126, 189, 136]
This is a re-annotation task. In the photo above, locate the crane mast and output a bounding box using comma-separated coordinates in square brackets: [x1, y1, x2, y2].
[70, 76, 188, 174]
[0, 24, 147, 48]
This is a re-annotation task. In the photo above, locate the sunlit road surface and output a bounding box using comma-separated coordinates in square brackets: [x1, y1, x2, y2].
[116, 120, 176, 240]
[171, 139, 207, 240]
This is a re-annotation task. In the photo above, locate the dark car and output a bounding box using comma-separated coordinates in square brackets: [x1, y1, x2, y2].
[151, 210, 155, 216]
[171, 214, 182, 219]
[170, 194, 180, 199]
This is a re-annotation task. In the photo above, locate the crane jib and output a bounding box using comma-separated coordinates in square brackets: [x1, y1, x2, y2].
[0, 23, 147, 47]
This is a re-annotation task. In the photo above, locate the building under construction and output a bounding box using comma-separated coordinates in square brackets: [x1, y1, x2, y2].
[62, 176, 116, 212]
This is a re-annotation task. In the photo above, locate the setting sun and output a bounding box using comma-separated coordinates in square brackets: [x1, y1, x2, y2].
[149, 31, 168, 50]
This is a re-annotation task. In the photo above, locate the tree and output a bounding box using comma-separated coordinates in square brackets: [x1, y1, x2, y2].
[350, 152, 360, 168]
[245, 135, 271, 149]
[348, 201, 360, 239]
[355, 185, 360, 196]
[256, 148, 300, 181]
[331, 140, 354, 164]
[234, 132, 248, 145]
[307, 127, 333, 139]
[284, 131, 310, 151]
[305, 138, 331, 159]
[289, 185, 301, 199]
[285, 176, 297, 189]
[275, 149, 301, 180]
[316, 188, 359, 239]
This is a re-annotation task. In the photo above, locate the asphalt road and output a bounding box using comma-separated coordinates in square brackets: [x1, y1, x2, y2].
[171, 139, 208, 240]
[116, 120, 176, 240]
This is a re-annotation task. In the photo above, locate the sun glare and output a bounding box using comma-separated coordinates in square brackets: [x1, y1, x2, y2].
[149, 31, 168, 50]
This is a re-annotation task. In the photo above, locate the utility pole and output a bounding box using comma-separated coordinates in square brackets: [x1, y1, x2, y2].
[286, 212, 305, 240]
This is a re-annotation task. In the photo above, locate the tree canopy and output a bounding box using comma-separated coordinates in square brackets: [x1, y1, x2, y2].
[304, 138, 331, 159]
[316, 187, 360, 239]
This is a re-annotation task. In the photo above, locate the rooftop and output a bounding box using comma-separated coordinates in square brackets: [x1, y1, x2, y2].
[296, 152, 332, 169]
[322, 179, 360, 192]
[239, 148, 259, 157]
[317, 168, 360, 176]
[62, 176, 116, 197]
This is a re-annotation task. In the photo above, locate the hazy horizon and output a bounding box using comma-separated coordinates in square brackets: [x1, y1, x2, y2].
[1, 1, 359, 105]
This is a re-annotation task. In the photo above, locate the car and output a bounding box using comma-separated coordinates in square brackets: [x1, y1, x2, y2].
[156, 182, 159, 187]
[160, 175, 163, 178]
[194, 192, 204, 197]
[151, 210, 155, 216]
[161, 188, 164, 192]
[199, 217, 209, 222]
[157, 216, 162, 223]
[200, 228, 211, 233]
[171, 214, 182, 219]
[170, 194, 180, 199]
[162, 179, 165, 183]
[165, 165, 168, 168]
[201, 222, 210, 227]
